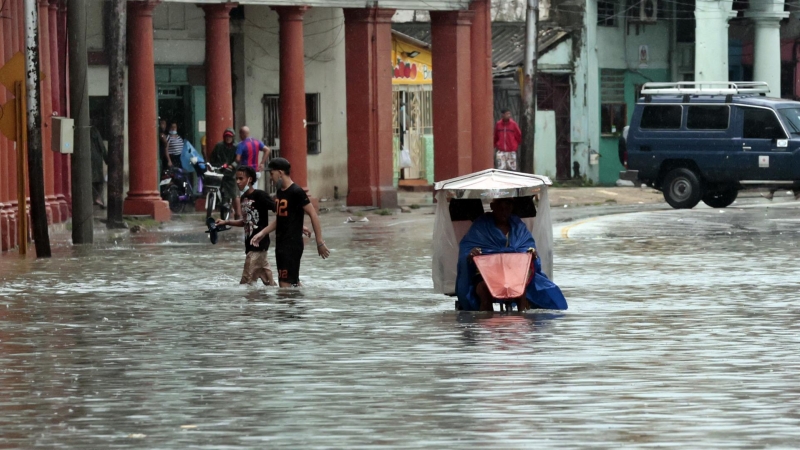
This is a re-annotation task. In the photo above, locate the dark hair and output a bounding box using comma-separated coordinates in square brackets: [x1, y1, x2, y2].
[236, 166, 257, 186]
[267, 157, 291, 175]
[501, 109, 510, 114]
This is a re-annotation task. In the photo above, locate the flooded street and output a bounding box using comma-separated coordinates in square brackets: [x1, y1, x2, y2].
[2, 202, 800, 448]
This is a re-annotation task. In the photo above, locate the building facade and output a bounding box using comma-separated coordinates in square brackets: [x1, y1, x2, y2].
[0, 0, 495, 252]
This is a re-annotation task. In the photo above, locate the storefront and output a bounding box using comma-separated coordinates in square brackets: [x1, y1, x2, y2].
[391, 31, 434, 187]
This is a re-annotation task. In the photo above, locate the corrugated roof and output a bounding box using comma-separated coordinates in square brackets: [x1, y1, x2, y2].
[391, 22, 570, 76]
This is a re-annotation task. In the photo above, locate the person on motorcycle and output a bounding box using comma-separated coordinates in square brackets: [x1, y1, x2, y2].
[456, 197, 567, 312]
[210, 128, 240, 219]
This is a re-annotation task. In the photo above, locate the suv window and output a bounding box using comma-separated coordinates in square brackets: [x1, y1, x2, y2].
[686, 105, 729, 130]
[640, 105, 682, 129]
[742, 107, 786, 140]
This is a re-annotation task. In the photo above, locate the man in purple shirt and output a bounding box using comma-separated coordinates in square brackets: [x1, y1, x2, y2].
[235, 126, 270, 173]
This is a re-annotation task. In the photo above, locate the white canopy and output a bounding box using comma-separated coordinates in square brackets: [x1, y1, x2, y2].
[433, 169, 552, 192]
[432, 170, 555, 295]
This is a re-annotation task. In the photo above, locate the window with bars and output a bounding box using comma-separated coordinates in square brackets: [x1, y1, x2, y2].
[306, 94, 321, 155]
[598, 1, 617, 26]
[601, 69, 627, 135]
[262, 93, 322, 156]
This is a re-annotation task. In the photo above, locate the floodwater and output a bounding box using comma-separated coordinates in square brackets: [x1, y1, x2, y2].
[2, 203, 800, 448]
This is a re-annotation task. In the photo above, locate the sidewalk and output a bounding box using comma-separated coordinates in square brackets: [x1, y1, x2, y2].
[397, 186, 665, 208]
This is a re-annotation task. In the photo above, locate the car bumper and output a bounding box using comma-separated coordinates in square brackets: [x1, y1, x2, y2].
[619, 170, 639, 182]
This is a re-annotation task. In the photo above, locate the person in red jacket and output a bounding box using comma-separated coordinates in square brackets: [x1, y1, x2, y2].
[493, 109, 522, 171]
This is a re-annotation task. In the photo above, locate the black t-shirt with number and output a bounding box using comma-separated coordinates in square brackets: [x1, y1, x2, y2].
[275, 183, 310, 249]
[241, 189, 276, 254]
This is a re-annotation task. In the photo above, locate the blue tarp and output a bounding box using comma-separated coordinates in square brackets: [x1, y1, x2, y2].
[455, 213, 568, 311]
[180, 141, 205, 173]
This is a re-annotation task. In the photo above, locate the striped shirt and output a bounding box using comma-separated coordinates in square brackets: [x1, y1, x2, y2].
[166, 135, 184, 156]
[236, 138, 265, 168]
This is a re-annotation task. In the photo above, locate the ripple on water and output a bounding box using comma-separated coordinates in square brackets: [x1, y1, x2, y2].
[1, 210, 800, 448]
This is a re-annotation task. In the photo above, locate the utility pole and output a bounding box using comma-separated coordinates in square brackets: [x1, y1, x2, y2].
[519, 0, 538, 174]
[24, 0, 51, 257]
[68, 0, 93, 243]
[106, 0, 126, 228]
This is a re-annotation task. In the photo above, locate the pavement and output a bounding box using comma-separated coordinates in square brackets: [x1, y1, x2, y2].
[67, 185, 800, 238]
[398, 185, 666, 208]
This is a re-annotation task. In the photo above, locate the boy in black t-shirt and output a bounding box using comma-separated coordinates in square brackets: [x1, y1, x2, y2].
[250, 157, 330, 287]
[216, 166, 277, 286]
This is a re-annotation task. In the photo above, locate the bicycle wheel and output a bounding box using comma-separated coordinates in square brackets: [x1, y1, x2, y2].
[206, 192, 216, 218]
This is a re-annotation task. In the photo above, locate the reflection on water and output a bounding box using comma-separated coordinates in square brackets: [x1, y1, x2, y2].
[2, 209, 800, 448]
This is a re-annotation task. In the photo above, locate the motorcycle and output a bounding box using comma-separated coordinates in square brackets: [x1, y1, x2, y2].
[159, 156, 206, 213]
[203, 162, 234, 221]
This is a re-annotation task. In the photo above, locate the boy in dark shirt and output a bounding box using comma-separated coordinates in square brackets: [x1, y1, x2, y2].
[250, 157, 329, 287]
[216, 166, 277, 286]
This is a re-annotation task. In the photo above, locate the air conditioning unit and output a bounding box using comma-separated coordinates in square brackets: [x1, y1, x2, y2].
[638, 0, 657, 23]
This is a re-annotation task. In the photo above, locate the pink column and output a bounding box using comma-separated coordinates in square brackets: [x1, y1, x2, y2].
[469, 0, 493, 172]
[57, 0, 70, 214]
[7, 0, 20, 242]
[430, 10, 474, 181]
[202, 3, 236, 151]
[49, 0, 67, 220]
[38, 0, 57, 224]
[343, 8, 397, 208]
[123, 1, 170, 221]
[0, 14, 8, 251]
[273, 6, 309, 189]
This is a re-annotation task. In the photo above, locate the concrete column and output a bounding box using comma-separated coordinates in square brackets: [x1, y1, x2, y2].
[469, 0, 493, 172]
[57, 0, 70, 213]
[694, 0, 737, 82]
[49, 0, 67, 220]
[202, 3, 236, 151]
[123, 0, 170, 221]
[343, 8, 397, 208]
[39, 0, 57, 223]
[430, 10, 474, 181]
[746, 0, 789, 98]
[274, 6, 309, 189]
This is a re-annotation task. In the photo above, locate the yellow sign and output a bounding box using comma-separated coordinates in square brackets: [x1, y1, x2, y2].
[0, 52, 24, 142]
[0, 97, 16, 141]
[391, 34, 432, 86]
[0, 51, 24, 93]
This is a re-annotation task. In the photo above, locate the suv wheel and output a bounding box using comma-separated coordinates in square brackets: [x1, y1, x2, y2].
[702, 189, 738, 208]
[662, 168, 702, 209]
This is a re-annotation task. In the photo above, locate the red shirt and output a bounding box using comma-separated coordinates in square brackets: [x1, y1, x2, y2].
[494, 119, 522, 152]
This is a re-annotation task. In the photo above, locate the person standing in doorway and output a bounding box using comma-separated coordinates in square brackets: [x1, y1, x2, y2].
[162, 121, 185, 169]
[158, 118, 168, 170]
[235, 126, 270, 176]
[250, 157, 329, 287]
[494, 109, 522, 171]
[90, 125, 108, 208]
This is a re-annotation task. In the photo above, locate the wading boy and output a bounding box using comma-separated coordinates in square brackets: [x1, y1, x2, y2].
[250, 158, 330, 287]
[216, 166, 277, 286]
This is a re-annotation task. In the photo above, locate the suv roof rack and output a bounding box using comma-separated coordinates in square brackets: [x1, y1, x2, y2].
[640, 81, 770, 97]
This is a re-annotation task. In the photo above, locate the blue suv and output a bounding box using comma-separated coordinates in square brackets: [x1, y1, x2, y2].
[620, 82, 800, 209]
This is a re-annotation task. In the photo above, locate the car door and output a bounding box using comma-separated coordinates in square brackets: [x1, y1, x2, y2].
[683, 104, 736, 183]
[730, 106, 792, 181]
